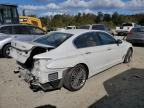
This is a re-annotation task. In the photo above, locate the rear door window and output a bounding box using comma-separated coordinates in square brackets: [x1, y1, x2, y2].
[29, 26, 45, 35]
[98, 32, 116, 45]
[0, 26, 12, 34]
[74, 32, 101, 48]
[12, 25, 31, 34]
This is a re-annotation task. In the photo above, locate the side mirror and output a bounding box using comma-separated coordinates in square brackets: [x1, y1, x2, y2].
[116, 39, 122, 44]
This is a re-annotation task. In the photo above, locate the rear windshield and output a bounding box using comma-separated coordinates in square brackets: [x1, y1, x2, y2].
[66, 27, 75, 29]
[92, 25, 105, 30]
[34, 32, 73, 47]
[66, 27, 73, 29]
[79, 25, 90, 29]
[122, 23, 132, 26]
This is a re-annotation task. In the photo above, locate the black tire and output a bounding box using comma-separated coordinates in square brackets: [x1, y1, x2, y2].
[2, 44, 11, 58]
[63, 64, 87, 91]
[124, 49, 133, 63]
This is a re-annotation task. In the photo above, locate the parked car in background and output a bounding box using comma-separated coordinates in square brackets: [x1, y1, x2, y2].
[56, 27, 66, 31]
[66, 26, 77, 29]
[116, 23, 140, 36]
[79, 24, 114, 35]
[126, 27, 144, 45]
[10, 29, 133, 92]
[0, 24, 46, 57]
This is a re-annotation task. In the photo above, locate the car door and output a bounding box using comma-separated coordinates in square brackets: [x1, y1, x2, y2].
[74, 32, 114, 76]
[12, 25, 35, 41]
[97, 32, 125, 66]
[0, 25, 12, 34]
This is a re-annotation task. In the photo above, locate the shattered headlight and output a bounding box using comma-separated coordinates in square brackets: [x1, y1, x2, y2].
[34, 59, 40, 68]
[33, 59, 52, 71]
[32, 59, 41, 76]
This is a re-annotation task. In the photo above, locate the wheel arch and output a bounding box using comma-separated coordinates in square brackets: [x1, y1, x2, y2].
[129, 47, 133, 52]
[78, 63, 89, 79]
[2, 43, 11, 52]
[2, 43, 11, 57]
[62, 63, 89, 80]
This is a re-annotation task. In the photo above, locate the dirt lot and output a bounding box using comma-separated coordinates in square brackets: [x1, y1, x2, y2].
[0, 46, 144, 108]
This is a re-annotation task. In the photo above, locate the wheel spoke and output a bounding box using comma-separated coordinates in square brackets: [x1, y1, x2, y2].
[70, 67, 86, 89]
[5, 47, 11, 56]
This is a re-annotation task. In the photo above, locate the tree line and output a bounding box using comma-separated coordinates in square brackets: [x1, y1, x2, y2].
[30, 12, 144, 29]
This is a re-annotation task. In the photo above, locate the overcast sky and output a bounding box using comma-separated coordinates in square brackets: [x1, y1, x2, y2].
[1, 0, 144, 16]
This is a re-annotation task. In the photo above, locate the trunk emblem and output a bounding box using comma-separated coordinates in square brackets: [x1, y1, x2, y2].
[22, 46, 26, 48]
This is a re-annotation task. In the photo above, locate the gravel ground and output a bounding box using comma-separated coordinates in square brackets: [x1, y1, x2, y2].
[0, 46, 144, 108]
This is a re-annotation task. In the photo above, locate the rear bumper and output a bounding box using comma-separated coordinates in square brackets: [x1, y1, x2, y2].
[30, 79, 63, 92]
[15, 64, 63, 92]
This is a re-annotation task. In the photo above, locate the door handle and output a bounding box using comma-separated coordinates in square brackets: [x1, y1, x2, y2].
[107, 48, 111, 51]
[85, 52, 92, 54]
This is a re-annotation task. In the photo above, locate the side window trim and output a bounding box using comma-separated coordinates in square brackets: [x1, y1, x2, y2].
[30, 26, 45, 35]
[0, 26, 12, 34]
[97, 32, 116, 45]
[12, 25, 31, 34]
[73, 32, 101, 49]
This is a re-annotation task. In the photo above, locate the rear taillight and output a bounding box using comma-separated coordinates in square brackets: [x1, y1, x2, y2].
[127, 32, 133, 35]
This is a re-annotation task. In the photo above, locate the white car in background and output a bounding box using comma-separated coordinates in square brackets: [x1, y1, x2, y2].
[10, 29, 133, 92]
[66, 26, 77, 29]
[116, 22, 140, 36]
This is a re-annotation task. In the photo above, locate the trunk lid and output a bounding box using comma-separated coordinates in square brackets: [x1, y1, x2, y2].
[10, 40, 54, 64]
[11, 40, 54, 51]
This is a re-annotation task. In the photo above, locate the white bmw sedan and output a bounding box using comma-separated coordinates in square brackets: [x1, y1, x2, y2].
[10, 29, 133, 91]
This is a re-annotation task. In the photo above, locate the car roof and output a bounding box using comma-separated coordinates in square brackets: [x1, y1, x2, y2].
[79, 24, 105, 27]
[0, 24, 36, 27]
[132, 26, 144, 29]
[67, 26, 76, 27]
[57, 29, 104, 35]
[92, 24, 104, 26]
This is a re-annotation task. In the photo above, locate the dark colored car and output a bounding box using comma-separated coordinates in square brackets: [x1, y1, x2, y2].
[126, 27, 144, 45]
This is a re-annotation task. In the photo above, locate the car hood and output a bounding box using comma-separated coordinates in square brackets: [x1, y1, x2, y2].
[11, 40, 54, 51]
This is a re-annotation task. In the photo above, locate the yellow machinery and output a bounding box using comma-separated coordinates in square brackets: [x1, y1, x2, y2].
[19, 16, 46, 31]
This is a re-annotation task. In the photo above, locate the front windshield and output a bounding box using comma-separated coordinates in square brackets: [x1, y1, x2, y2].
[34, 32, 73, 47]
[92, 25, 105, 30]
[122, 23, 132, 26]
[79, 25, 90, 29]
